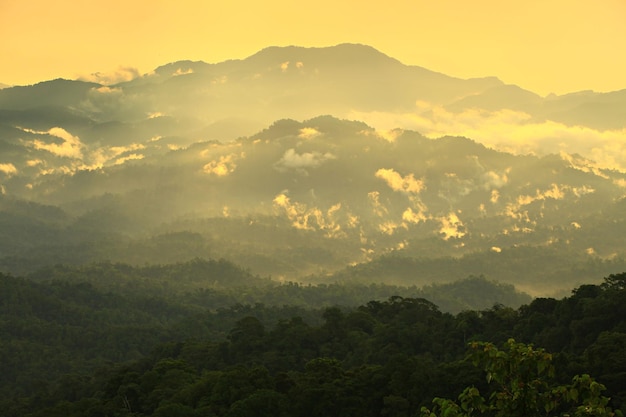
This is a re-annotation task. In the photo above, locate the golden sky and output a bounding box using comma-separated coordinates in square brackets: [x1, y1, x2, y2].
[1, 0, 625, 95]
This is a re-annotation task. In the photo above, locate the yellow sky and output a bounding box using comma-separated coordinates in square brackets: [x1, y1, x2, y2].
[1, 0, 624, 95]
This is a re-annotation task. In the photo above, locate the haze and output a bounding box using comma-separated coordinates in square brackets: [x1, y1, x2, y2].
[1, 0, 625, 95]
[3, 2, 626, 414]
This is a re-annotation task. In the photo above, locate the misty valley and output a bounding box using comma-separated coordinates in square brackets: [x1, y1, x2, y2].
[1, 44, 626, 416]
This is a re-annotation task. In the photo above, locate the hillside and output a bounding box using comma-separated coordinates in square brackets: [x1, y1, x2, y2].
[1, 44, 625, 295]
[1, 114, 625, 293]
[2, 271, 625, 416]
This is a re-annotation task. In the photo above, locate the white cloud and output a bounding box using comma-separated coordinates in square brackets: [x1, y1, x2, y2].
[501, 183, 595, 221]
[482, 169, 509, 189]
[203, 153, 240, 176]
[0, 163, 17, 176]
[272, 192, 345, 237]
[174, 68, 194, 76]
[377, 129, 403, 143]
[490, 189, 500, 203]
[87, 143, 146, 169]
[346, 103, 626, 172]
[79, 66, 140, 85]
[275, 148, 336, 173]
[436, 212, 466, 240]
[402, 207, 427, 224]
[378, 220, 404, 235]
[368, 191, 388, 217]
[375, 168, 424, 194]
[298, 127, 322, 139]
[91, 86, 123, 95]
[22, 127, 84, 159]
[114, 154, 144, 165]
[26, 159, 43, 167]
[614, 178, 626, 189]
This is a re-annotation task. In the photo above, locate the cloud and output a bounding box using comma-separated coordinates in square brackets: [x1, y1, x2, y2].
[22, 127, 84, 159]
[298, 127, 322, 139]
[502, 183, 595, 221]
[114, 154, 144, 165]
[275, 148, 336, 173]
[0, 163, 17, 176]
[614, 178, 626, 189]
[375, 168, 424, 194]
[91, 86, 123, 95]
[86, 143, 146, 169]
[174, 68, 194, 76]
[203, 153, 240, 176]
[79, 66, 140, 85]
[377, 129, 403, 143]
[402, 207, 427, 224]
[368, 191, 388, 217]
[84, 86, 126, 113]
[26, 159, 44, 167]
[272, 192, 345, 237]
[357, 128, 403, 143]
[436, 212, 466, 240]
[346, 103, 626, 172]
[378, 220, 404, 235]
[347, 213, 360, 229]
[490, 189, 500, 203]
[481, 169, 509, 189]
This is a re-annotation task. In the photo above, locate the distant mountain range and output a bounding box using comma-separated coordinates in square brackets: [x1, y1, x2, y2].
[2, 44, 625, 133]
[1, 44, 625, 295]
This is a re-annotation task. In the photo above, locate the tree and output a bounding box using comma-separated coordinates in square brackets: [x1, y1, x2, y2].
[421, 339, 622, 417]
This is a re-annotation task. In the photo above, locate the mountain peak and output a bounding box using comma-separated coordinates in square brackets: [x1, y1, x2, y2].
[152, 60, 212, 78]
[244, 43, 403, 68]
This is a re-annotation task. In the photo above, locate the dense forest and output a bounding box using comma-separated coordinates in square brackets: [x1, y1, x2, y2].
[2, 260, 625, 416]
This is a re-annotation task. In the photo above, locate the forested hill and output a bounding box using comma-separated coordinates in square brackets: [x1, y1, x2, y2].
[2, 114, 626, 295]
[23, 259, 531, 312]
[2, 271, 626, 416]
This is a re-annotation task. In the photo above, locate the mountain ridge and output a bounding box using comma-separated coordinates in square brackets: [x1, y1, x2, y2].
[0, 43, 623, 135]
[0, 44, 625, 296]
[1, 115, 625, 295]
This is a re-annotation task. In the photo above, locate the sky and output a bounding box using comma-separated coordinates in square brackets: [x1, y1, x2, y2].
[0, 0, 625, 96]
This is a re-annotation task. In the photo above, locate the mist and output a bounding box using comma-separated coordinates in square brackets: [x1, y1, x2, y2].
[2, 43, 626, 416]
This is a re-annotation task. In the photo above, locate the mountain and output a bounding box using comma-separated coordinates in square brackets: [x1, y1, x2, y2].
[1, 44, 623, 174]
[1, 44, 625, 295]
[446, 84, 544, 114]
[1, 114, 625, 294]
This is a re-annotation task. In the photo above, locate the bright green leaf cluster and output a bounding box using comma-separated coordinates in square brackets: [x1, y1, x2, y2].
[421, 339, 622, 417]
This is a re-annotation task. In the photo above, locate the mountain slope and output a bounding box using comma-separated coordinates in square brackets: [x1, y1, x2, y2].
[1, 116, 625, 294]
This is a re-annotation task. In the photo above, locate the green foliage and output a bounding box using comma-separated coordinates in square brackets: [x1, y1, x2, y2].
[421, 339, 622, 417]
[3, 269, 626, 416]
